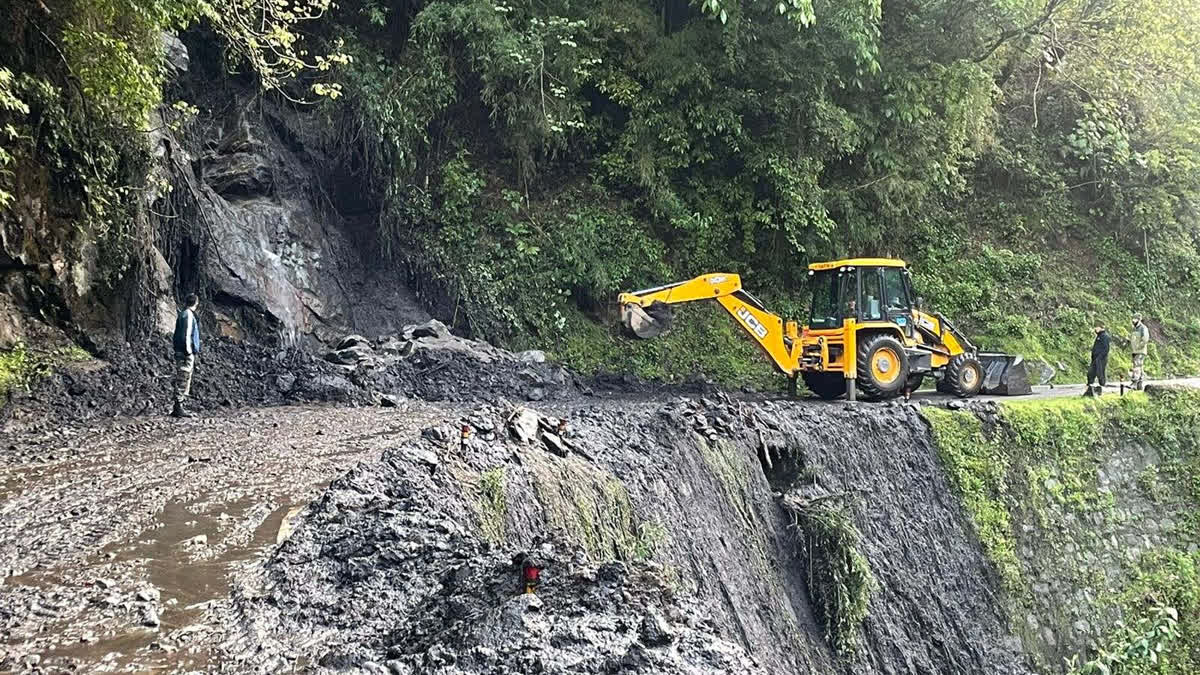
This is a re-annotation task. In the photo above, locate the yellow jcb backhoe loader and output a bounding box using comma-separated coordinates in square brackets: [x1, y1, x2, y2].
[617, 258, 1031, 401]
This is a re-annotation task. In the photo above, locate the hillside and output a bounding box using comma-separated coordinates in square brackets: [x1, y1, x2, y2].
[2, 0, 1199, 390]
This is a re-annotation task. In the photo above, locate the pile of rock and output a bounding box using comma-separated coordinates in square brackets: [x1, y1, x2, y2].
[321, 320, 580, 404]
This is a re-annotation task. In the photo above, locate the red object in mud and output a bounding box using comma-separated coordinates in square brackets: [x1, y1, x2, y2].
[522, 562, 542, 594]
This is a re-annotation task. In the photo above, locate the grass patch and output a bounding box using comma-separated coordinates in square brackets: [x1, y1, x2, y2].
[697, 435, 759, 529]
[530, 457, 663, 561]
[921, 407, 1024, 593]
[783, 495, 877, 657]
[0, 345, 41, 397]
[476, 467, 508, 545]
[0, 342, 93, 397]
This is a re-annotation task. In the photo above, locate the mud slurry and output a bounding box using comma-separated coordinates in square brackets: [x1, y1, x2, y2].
[0, 405, 449, 672]
[229, 397, 1032, 674]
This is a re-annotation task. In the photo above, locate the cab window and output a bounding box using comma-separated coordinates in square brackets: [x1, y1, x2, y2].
[882, 268, 910, 311]
[808, 269, 846, 329]
[860, 269, 884, 321]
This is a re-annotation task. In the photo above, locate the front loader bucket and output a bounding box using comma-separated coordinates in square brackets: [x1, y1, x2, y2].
[620, 302, 673, 339]
[978, 352, 1033, 396]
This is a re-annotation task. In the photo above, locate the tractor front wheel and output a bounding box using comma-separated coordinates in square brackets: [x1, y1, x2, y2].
[802, 372, 847, 400]
[943, 353, 984, 398]
[856, 334, 909, 400]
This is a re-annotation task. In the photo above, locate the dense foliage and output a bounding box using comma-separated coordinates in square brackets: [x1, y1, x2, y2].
[2, 0, 1199, 384]
[310, 0, 1200, 384]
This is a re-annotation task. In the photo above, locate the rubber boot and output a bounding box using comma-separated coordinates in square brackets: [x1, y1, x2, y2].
[171, 401, 195, 418]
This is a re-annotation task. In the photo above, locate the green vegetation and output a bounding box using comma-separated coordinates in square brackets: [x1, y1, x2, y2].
[1074, 548, 1200, 674]
[5, 1, 1200, 384]
[0, 345, 44, 397]
[476, 466, 508, 544]
[698, 436, 760, 528]
[0, 342, 93, 397]
[304, 0, 1200, 385]
[784, 496, 876, 657]
[1069, 604, 1182, 675]
[530, 457, 663, 561]
[924, 389, 1200, 672]
[922, 405, 1024, 592]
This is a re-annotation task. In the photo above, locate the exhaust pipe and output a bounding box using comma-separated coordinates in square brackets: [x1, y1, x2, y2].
[978, 352, 1033, 395]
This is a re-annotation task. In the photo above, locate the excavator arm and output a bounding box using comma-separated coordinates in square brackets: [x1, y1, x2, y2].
[617, 274, 802, 375]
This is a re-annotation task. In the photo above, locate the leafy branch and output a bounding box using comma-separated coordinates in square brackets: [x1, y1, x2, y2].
[204, 0, 352, 102]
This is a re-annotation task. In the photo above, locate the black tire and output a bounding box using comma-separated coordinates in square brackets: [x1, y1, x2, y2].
[802, 372, 846, 400]
[856, 334, 909, 401]
[944, 353, 984, 398]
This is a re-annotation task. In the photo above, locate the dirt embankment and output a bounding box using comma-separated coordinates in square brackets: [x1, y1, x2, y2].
[227, 396, 1030, 674]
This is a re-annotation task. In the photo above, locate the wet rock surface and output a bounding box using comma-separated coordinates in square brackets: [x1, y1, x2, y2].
[227, 396, 1029, 675]
[226, 402, 770, 674]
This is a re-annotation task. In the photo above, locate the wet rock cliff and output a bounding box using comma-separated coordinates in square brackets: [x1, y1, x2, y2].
[1, 31, 425, 351]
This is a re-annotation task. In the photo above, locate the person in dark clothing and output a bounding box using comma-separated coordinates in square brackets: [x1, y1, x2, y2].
[1085, 324, 1110, 396]
[171, 293, 201, 417]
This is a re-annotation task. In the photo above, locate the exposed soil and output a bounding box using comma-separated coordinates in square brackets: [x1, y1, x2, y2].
[0, 403, 451, 672]
[5, 318, 1190, 674]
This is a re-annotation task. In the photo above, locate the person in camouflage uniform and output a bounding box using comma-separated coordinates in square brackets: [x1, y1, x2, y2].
[1130, 313, 1150, 391]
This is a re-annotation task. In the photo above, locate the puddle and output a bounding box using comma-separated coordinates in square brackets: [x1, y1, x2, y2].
[20, 496, 311, 672]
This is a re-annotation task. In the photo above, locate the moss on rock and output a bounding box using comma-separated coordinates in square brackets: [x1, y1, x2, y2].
[924, 388, 1200, 672]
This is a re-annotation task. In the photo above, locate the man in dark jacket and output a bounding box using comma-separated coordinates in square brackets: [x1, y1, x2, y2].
[1085, 324, 1110, 396]
[171, 293, 201, 417]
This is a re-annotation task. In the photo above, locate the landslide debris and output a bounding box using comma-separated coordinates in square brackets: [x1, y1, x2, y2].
[228, 395, 1030, 674]
[227, 406, 765, 674]
[1, 320, 579, 432]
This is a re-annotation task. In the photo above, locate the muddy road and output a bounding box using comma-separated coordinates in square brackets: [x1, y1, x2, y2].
[0, 403, 453, 672]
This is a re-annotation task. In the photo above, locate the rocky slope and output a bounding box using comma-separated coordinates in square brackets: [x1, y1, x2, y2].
[1, 30, 428, 355]
[226, 397, 1031, 674]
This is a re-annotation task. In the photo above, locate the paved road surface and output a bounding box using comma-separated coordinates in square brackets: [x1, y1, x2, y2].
[914, 377, 1200, 403]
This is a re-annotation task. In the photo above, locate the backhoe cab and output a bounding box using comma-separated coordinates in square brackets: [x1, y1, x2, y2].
[617, 258, 1031, 401]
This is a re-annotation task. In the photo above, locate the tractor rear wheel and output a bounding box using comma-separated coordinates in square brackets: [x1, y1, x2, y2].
[944, 353, 984, 398]
[802, 372, 847, 400]
[856, 334, 909, 400]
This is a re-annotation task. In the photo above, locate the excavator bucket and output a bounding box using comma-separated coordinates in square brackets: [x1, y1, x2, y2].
[978, 352, 1033, 396]
[621, 302, 673, 339]
[1029, 360, 1058, 386]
